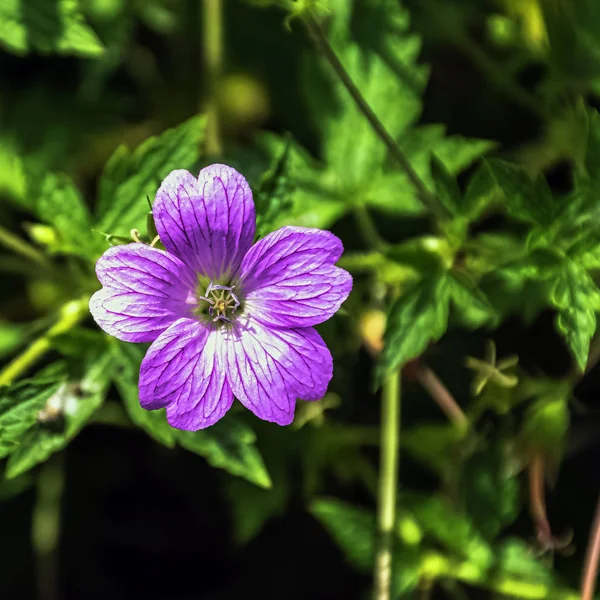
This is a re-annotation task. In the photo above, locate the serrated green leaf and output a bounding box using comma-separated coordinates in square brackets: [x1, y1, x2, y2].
[448, 270, 497, 329]
[319, 1, 424, 186]
[95, 115, 206, 237]
[36, 172, 102, 259]
[431, 155, 461, 216]
[4, 355, 111, 478]
[112, 342, 176, 449]
[0, 0, 104, 57]
[463, 161, 501, 220]
[378, 275, 450, 379]
[177, 419, 271, 488]
[310, 498, 376, 572]
[254, 135, 294, 237]
[260, 135, 348, 231]
[551, 261, 600, 370]
[304, 0, 424, 193]
[484, 159, 565, 227]
[0, 364, 67, 459]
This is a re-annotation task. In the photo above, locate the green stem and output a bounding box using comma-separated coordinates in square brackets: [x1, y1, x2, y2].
[304, 15, 447, 220]
[353, 204, 387, 251]
[203, 0, 223, 157]
[32, 454, 65, 600]
[374, 370, 401, 600]
[0, 297, 89, 386]
[0, 225, 51, 269]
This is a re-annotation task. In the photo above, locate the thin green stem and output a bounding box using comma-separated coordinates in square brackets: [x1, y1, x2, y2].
[581, 493, 600, 600]
[353, 204, 387, 251]
[32, 454, 65, 600]
[374, 370, 401, 600]
[0, 297, 89, 386]
[0, 224, 52, 269]
[203, 0, 223, 157]
[304, 16, 447, 220]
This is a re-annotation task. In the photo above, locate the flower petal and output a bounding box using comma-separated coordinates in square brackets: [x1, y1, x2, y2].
[239, 226, 352, 327]
[90, 243, 196, 343]
[224, 317, 333, 425]
[153, 165, 256, 279]
[139, 318, 233, 430]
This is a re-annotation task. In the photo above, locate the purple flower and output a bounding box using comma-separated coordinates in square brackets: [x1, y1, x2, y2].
[90, 164, 352, 430]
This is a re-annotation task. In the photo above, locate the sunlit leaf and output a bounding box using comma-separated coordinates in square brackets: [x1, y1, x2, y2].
[377, 275, 450, 380]
[36, 172, 102, 259]
[96, 115, 206, 238]
[4, 355, 112, 478]
[112, 342, 176, 449]
[551, 261, 600, 370]
[177, 419, 271, 489]
[0, 0, 104, 57]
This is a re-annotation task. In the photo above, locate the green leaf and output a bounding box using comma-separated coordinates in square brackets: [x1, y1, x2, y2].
[254, 135, 294, 237]
[225, 473, 289, 545]
[378, 275, 450, 379]
[582, 108, 600, 182]
[36, 172, 101, 259]
[112, 342, 176, 449]
[95, 115, 206, 238]
[0, 364, 67, 459]
[431, 155, 461, 216]
[551, 261, 600, 370]
[304, 0, 425, 200]
[0, 0, 104, 57]
[364, 126, 494, 217]
[448, 270, 497, 329]
[4, 355, 112, 478]
[256, 133, 347, 231]
[310, 498, 376, 572]
[311, 496, 422, 596]
[460, 446, 520, 540]
[318, 5, 424, 188]
[463, 161, 501, 220]
[0, 321, 24, 360]
[521, 391, 570, 462]
[484, 159, 564, 227]
[403, 423, 468, 475]
[493, 538, 552, 587]
[385, 236, 452, 272]
[177, 419, 271, 488]
[404, 494, 494, 568]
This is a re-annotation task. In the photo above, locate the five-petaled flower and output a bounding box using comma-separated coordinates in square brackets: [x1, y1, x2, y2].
[90, 164, 352, 430]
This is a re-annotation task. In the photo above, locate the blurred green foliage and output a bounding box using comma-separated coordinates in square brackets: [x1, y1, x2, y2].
[2, 0, 600, 598]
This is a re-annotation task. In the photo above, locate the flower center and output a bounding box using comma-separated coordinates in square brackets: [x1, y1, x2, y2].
[198, 282, 240, 324]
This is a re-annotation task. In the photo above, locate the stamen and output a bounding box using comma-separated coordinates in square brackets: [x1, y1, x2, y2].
[130, 229, 143, 243]
[197, 281, 241, 323]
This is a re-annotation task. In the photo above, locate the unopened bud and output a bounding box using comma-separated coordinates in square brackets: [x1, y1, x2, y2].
[359, 309, 386, 357]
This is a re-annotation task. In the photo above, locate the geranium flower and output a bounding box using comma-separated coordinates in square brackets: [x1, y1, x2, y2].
[90, 164, 352, 429]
